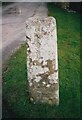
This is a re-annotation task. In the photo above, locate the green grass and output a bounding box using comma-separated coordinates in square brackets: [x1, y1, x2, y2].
[3, 3, 80, 118]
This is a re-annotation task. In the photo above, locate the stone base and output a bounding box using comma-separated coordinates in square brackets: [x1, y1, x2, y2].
[26, 17, 59, 105]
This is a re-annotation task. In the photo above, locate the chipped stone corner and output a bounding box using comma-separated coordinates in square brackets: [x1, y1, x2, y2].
[26, 16, 59, 105]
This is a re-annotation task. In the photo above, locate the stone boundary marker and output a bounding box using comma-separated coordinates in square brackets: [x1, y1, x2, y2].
[26, 17, 59, 105]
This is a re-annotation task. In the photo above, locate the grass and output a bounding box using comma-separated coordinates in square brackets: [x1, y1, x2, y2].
[2, 3, 80, 118]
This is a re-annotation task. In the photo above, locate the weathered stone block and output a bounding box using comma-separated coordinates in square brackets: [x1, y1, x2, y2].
[26, 17, 59, 105]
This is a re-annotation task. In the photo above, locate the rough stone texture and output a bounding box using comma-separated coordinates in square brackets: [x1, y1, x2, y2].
[26, 17, 59, 105]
